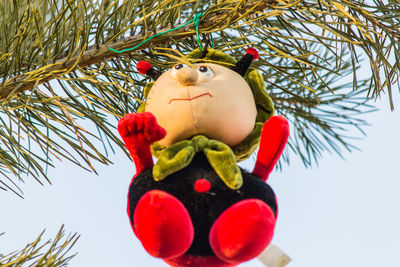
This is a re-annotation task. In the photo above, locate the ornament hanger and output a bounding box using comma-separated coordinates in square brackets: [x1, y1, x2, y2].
[109, 12, 205, 54]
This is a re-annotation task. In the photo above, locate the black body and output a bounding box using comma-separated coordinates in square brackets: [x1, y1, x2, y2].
[128, 153, 277, 256]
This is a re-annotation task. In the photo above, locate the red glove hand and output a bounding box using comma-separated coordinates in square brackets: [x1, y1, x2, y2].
[252, 116, 289, 182]
[118, 112, 166, 174]
[118, 112, 166, 143]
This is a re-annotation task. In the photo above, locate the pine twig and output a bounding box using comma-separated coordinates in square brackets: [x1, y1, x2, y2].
[0, 0, 277, 100]
[0, 225, 79, 267]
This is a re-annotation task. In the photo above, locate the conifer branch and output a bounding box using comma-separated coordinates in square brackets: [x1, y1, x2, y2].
[0, 226, 79, 267]
[0, 0, 396, 194]
[0, 0, 277, 99]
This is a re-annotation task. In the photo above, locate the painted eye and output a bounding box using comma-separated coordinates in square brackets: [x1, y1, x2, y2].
[197, 65, 214, 82]
[174, 63, 185, 70]
[171, 63, 189, 79]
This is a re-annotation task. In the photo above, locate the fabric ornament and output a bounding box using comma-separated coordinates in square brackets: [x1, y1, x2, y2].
[117, 47, 290, 267]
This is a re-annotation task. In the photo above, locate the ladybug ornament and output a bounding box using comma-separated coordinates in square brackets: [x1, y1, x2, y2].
[118, 48, 289, 267]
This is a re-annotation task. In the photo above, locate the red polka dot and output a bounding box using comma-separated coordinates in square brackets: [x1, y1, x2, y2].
[194, 179, 211, 193]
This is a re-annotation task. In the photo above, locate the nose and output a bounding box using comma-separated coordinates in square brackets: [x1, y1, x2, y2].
[176, 67, 198, 86]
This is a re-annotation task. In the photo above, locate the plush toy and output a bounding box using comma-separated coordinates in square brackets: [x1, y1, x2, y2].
[118, 48, 289, 267]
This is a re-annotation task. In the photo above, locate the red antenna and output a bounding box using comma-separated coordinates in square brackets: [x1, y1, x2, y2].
[136, 61, 161, 80]
[230, 47, 259, 76]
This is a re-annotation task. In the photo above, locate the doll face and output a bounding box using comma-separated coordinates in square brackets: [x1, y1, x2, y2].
[145, 63, 257, 147]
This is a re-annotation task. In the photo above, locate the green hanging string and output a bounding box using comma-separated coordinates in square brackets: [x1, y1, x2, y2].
[193, 13, 203, 50]
[109, 12, 204, 54]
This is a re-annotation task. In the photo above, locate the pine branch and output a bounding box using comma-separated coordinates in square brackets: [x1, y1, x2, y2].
[270, 96, 320, 108]
[0, 225, 79, 267]
[0, 0, 394, 194]
[0, 0, 276, 99]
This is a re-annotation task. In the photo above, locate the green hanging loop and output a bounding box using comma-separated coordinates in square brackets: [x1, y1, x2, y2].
[210, 33, 215, 48]
[109, 12, 204, 54]
[193, 12, 203, 50]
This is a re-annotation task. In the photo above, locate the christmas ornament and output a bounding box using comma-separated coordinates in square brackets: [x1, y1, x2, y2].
[118, 47, 289, 267]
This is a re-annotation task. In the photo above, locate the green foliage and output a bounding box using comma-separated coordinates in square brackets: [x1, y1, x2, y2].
[0, 226, 79, 267]
[0, 0, 398, 196]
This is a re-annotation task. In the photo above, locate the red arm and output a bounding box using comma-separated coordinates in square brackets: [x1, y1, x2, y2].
[252, 116, 289, 182]
[118, 112, 166, 175]
[119, 112, 166, 236]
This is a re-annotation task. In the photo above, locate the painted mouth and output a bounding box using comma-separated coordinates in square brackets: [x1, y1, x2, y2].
[169, 92, 213, 104]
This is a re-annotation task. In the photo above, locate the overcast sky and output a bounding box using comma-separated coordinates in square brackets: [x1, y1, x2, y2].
[1, 91, 399, 267]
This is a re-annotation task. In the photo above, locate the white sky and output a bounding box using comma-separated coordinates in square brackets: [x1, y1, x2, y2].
[0, 93, 399, 267]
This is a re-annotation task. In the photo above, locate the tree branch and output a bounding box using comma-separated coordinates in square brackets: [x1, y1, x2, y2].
[270, 95, 321, 108]
[0, 0, 277, 100]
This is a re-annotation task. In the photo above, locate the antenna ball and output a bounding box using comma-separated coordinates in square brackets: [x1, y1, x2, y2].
[137, 61, 152, 75]
[246, 48, 259, 60]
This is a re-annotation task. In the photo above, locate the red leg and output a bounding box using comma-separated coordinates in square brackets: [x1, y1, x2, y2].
[209, 199, 276, 264]
[134, 190, 194, 259]
[252, 115, 289, 182]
